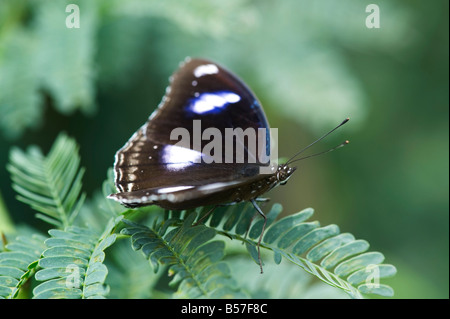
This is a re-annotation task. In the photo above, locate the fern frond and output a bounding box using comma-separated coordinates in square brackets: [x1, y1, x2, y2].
[121, 212, 247, 298]
[205, 204, 397, 298]
[7, 133, 86, 228]
[227, 253, 349, 298]
[33, 216, 121, 299]
[0, 234, 47, 299]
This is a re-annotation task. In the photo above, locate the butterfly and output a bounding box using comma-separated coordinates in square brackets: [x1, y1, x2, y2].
[108, 57, 349, 272]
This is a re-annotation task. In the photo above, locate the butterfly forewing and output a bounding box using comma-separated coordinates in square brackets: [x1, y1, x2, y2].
[146, 58, 269, 144]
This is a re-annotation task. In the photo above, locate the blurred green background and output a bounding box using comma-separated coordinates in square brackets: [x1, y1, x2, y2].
[0, 0, 448, 298]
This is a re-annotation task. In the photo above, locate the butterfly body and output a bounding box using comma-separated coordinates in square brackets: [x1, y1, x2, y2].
[110, 164, 296, 210]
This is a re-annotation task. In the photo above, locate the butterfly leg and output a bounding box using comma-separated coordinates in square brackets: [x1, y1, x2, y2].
[255, 197, 270, 202]
[250, 199, 267, 274]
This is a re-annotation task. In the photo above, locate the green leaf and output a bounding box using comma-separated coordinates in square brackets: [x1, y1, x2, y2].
[121, 213, 246, 299]
[347, 264, 397, 286]
[357, 283, 395, 297]
[263, 207, 314, 244]
[291, 224, 340, 255]
[120, 203, 396, 299]
[0, 234, 47, 299]
[204, 204, 396, 298]
[334, 252, 385, 278]
[306, 233, 355, 262]
[277, 222, 319, 249]
[248, 203, 283, 239]
[33, 217, 121, 299]
[7, 133, 86, 228]
[321, 239, 370, 270]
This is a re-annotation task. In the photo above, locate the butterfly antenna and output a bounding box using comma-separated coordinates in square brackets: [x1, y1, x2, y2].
[285, 118, 349, 165]
[287, 140, 349, 164]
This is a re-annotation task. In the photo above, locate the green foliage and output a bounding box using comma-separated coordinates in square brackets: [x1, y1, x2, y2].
[33, 218, 120, 299]
[121, 214, 247, 298]
[1, 0, 405, 139]
[0, 234, 46, 299]
[33, 0, 97, 115]
[7, 133, 86, 228]
[118, 202, 397, 298]
[0, 27, 42, 139]
[0, 0, 255, 139]
[195, 203, 396, 298]
[0, 0, 446, 299]
[1, 131, 396, 299]
[2, 133, 121, 299]
[0, 0, 98, 139]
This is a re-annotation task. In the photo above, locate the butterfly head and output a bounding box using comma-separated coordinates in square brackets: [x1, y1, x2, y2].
[276, 164, 296, 186]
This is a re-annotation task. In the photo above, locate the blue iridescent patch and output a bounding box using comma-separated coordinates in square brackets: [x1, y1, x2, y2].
[188, 91, 241, 115]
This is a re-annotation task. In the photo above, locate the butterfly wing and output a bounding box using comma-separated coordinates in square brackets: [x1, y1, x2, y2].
[111, 58, 272, 207]
[110, 173, 277, 210]
[146, 58, 269, 142]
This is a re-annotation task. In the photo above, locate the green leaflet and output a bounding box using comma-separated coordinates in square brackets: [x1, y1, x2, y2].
[249, 203, 283, 239]
[7, 133, 86, 228]
[358, 284, 395, 297]
[306, 233, 356, 262]
[348, 264, 397, 286]
[33, 217, 121, 299]
[321, 239, 370, 270]
[263, 207, 314, 244]
[0, 234, 47, 299]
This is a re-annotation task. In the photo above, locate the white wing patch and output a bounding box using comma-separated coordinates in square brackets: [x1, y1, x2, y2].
[193, 64, 219, 78]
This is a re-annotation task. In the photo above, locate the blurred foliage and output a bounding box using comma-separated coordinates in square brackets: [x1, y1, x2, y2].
[0, 0, 448, 298]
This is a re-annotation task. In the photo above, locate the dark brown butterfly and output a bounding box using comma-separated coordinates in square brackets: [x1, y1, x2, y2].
[108, 57, 348, 272]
